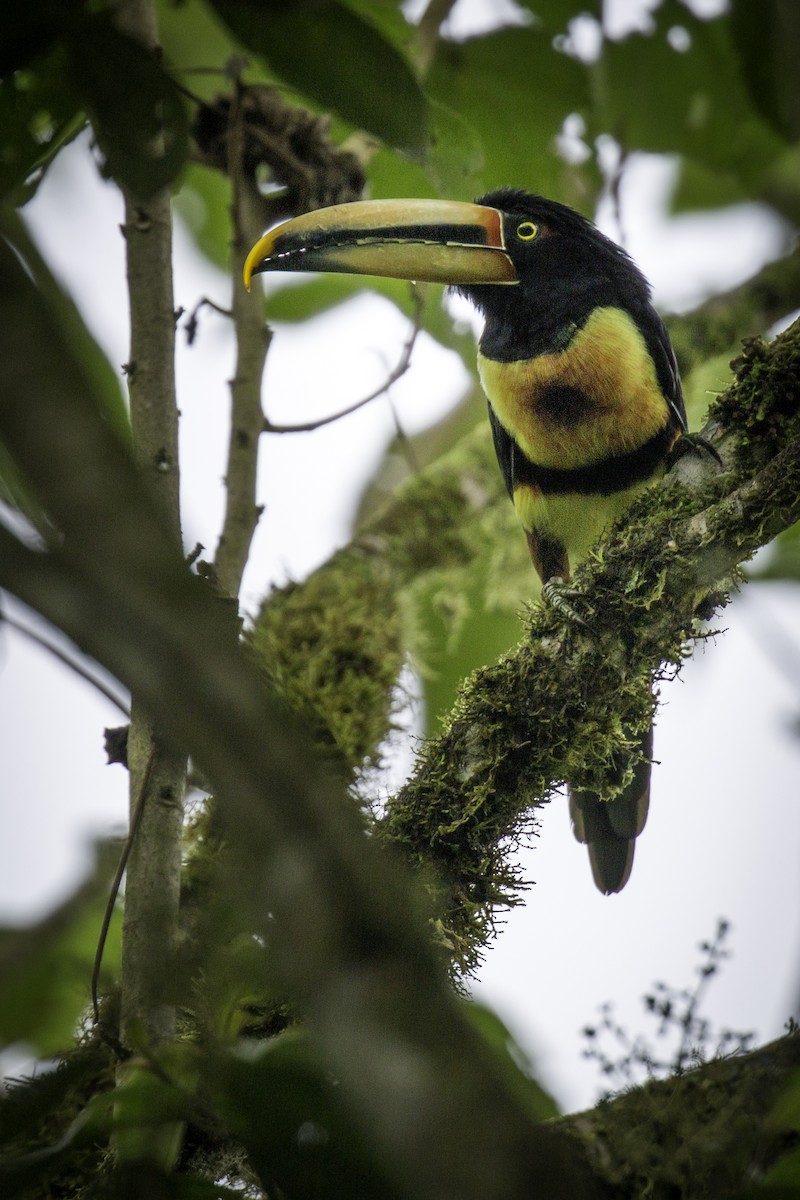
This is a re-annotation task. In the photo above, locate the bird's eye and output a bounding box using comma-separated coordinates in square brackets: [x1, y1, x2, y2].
[516, 221, 538, 241]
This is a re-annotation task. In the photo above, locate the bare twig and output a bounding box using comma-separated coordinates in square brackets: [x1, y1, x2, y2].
[91, 749, 154, 1033]
[184, 295, 232, 346]
[411, 0, 459, 74]
[263, 290, 423, 434]
[212, 81, 272, 599]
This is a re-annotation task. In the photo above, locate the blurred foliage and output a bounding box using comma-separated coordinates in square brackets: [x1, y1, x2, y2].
[0, 849, 121, 1057]
[2, 3, 189, 201]
[1, 0, 800, 1195]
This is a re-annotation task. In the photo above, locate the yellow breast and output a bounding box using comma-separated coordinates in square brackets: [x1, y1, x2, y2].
[478, 307, 668, 470]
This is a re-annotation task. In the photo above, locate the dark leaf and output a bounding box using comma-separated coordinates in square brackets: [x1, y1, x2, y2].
[0, 0, 75, 74]
[465, 1002, 560, 1121]
[597, 2, 785, 191]
[427, 28, 593, 202]
[66, 16, 189, 199]
[0, 62, 86, 204]
[208, 1031, 402, 1199]
[0, 209, 129, 523]
[209, 0, 428, 154]
[730, 0, 800, 142]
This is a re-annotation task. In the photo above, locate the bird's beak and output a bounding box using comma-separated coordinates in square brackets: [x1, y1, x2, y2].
[243, 198, 519, 290]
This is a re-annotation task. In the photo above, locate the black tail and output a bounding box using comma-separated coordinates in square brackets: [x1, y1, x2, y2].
[568, 725, 652, 894]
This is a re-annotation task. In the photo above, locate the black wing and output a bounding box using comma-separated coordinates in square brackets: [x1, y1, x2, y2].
[487, 401, 516, 500]
[634, 299, 687, 432]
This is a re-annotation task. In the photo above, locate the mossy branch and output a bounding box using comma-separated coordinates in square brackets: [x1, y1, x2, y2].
[253, 315, 800, 974]
[382, 319, 800, 971]
[557, 1030, 800, 1199]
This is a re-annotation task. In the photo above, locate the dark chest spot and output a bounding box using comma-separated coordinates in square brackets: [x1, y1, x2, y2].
[536, 382, 594, 427]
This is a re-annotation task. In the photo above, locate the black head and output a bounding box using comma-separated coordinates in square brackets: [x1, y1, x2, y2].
[465, 188, 653, 360]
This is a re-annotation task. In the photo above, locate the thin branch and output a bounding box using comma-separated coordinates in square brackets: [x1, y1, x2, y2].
[263, 290, 423, 434]
[184, 295, 232, 347]
[212, 80, 272, 599]
[91, 749, 154, 1034]
[411, 0, 459, 74]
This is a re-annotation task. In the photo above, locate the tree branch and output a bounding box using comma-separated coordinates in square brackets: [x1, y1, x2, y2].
[262, 290, 423, 434]
[212, 84, 272, 600]
[252, 316, 800, 973]
[114, 0, 186, 1053]
[666, 244, 800, 376]
[557, 1031, 800, 1199]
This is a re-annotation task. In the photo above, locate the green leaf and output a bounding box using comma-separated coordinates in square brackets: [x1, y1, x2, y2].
[748, 523, 800, 583]
[730, 0, 800, 142]
[465, 1002, 560, 1122]
[425, 97, 487, 199]
[669, 157, 750, 214]
[769, 1069, 800, 1132]
[156, 0, 257, 104]
[427, 27, 593, 202]
[409, 523, 532, 737]
[681, 352, 733, 431]
[66, 15, 189, 200]
[208, 1032, 402, 1199]
[367, 143, 440, 201]
[174, 162, 233, 272]
[209, 0, 428, 155]
[0, 847, 120, 1055]
[0, 63, 86, 204]
[0, 209, 129, 523]
[597, 2, 785, 191]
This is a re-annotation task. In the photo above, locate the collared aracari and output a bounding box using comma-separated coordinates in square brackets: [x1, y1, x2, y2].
[244, 189, 687, 894]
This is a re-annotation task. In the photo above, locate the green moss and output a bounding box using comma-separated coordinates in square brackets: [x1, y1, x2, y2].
[709, 324, 800, 470]
[250, 549, 404, 775]
[563, 1036, 800, 1199]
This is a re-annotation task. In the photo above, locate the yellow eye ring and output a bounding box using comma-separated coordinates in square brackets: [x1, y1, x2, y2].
[516, 221, 538, 240]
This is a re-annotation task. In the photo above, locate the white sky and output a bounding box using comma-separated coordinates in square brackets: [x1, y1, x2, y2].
[2, 1, 799, 1113]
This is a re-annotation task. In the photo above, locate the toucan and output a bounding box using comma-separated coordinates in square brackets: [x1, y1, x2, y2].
[244, 189, 687, 894]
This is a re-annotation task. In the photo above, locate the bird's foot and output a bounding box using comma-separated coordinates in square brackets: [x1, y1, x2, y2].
[542, 577, 590, 628]
[666, 431, 723, 470]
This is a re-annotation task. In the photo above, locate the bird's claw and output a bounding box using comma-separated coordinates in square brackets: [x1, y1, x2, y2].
[666, 431, 723, 470]
[542, 577, 591, 629]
